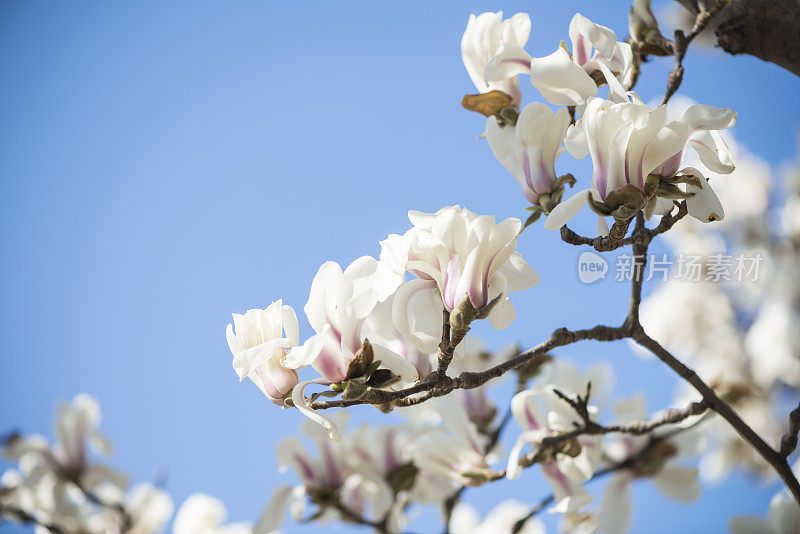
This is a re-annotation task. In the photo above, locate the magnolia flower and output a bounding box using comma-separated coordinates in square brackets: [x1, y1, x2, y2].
[282, 259, 419, 439]
[507, 388, 602, 513]
[363, 295, 435, 380]
[119, 483, 174, 534]
[744, 299, 800, 389]
[486, 13, 631, 106]
[450, 500, 545, 534]
[536, 358, 614, 407]
[598, 394, 702, 534]
[730, 491, 800, 534]
[1, 394, 124, 492]
[227, 301, 300, 405]
[461, 11, 531, 106]
[409, 399, 493, 487]
[448, 339, 518, 429]
[545, 98, 736, 233]
[266, 416, 395, 531]
[393, 206, 538, 354]
[174, 493, 251, 534]
[485, 102, 572, 211]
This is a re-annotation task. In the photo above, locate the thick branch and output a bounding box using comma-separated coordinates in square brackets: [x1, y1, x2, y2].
[675, 0, 800, 76]
[310, 326, 626, 411]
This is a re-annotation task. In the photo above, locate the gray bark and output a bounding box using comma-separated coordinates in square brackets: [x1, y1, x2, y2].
[675, 0, 800, 76]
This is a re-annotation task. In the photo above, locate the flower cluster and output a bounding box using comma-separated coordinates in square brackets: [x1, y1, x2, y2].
[0, 394, 255, 534]
[464, 10, 736, 233]
[226, 205, 539, 439]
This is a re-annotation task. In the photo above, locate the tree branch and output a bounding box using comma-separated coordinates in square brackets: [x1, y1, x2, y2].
[675, 0, 800, 77]
[0, 504, 68, 534]
[780, 400, 800, 459]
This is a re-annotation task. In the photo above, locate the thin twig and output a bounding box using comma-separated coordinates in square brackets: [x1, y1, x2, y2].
[661, 1, 730, 105]
[0, 504, 68, 534]
[780, 401, 800, 459]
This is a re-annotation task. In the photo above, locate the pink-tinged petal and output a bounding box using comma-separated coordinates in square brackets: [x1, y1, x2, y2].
[484, 42, 532, 82]
[256, 357, 299, 405]
[530, 47, 598, 106]
[542, 461, 594, 513]
[688, 130, 735, 174]
[642, 121, 690, 179]
[569, 13, 617, 62]
[371, 343, 419, 387]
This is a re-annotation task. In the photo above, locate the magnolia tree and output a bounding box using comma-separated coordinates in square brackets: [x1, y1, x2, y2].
[3, 1, 800, 533]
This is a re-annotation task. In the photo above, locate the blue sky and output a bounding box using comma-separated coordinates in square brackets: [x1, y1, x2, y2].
[1, 1, 799, 533]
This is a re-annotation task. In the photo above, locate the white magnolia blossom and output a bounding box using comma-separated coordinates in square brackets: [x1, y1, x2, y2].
[536, 358, 615, 408]
[173, 493, 251, 534]
[461, 11, 531, 106]
[363, 294, 435, 380]
[730, 490, 800, 534]
[485, 13, 631, 106]
[450, 500, 545, 534]
[264, 416, 433, 534]
[507, 388, 602, 512]
[408, 399, 493, 487]
[2, 394, 124, 493]
[447, 339, 516, 428]
[227, 301, 300, 405]
[597, 394, 702, 534]
[744, 299, 800, 389]
[485, 102, 571, 206]
[393, 206, 539, 354]
[119, 483, 174, 534]
[282, 259, 419, 439]
[545, 97, 736, 233]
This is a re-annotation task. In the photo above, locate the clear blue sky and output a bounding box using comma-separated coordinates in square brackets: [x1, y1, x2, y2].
[1, 1, 799, 533]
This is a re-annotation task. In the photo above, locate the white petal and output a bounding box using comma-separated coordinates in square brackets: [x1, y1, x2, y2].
[530, 47, 598, 106]
[292, 378, 340, 440]
[392, 279, 443, 355]
[768, 492, 800, 534]
[683, 169, 724, 223]
[688, 130, 735, 174]
[544, 188, 591, 230]
[598, 474, 633, 534]
[680, 105, 737, 131]
[254, 485, 295, 534]
[729, 516, 773, 534]
[597, 215, 609, 236]
[565, 121, 590, 159]
[652, 465, 700, 502]
[488, 294, 516, 330]
[372, 343, 420, 387]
